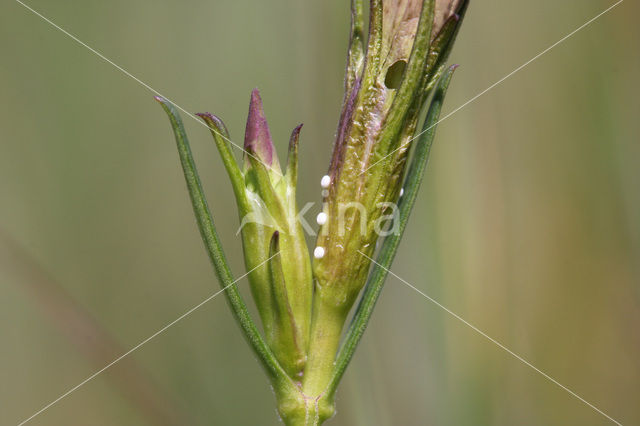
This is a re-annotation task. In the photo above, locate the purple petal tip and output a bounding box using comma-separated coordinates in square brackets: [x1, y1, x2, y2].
[244, 89, 276, 167]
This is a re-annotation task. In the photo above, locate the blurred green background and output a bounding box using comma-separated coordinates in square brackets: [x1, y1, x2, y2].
[1, 1, 638, 425]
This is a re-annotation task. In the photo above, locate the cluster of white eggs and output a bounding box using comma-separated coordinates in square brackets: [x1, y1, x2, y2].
[312, 175, 404, 259]
[314, 175, 331, 259]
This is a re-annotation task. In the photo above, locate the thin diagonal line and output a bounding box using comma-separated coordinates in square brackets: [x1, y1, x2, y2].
[362, 0, 624, 175]
[358, 250, 623, 425]
[16, 253, 278, 426]
[14, 0, 282, 177]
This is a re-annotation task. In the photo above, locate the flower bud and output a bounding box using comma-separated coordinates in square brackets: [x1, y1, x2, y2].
[243, 89, 282, 176]
[313, 0, 468, 311]
[198, 90, 312, 378]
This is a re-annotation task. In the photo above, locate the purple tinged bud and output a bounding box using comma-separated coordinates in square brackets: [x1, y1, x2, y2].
[244, 88, 281, 173]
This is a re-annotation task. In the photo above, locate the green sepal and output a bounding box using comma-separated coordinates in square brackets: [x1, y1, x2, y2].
[268, 231, 306, 378]
[360, 0, 383, 90]
[285, 124, 302, 191]
[245, 145, 287, 226]
[424, 0, 469, 91]
[195, 112, 250, 215]
[345, 0, 366, 94]
[371, 0, 436, 160]
[326, 65, 457, 398]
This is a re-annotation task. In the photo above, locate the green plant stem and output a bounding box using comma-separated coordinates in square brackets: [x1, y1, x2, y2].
[303, 299, 347, 397]
[283, 294, 349, 425]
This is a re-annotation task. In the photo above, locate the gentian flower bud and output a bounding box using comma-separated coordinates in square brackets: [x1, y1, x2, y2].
[300, 1, 468, 413]
[198, 89, 312, 378]
[314, 0, 467, 313]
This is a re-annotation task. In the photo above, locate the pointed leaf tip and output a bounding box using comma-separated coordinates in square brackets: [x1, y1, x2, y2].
[285, 124, 303, 186]
[271, 230, 280, 247]
[195, 111, 212, 120]
[196, 112, 230, 137]
[289, 124, 303, 150]
[292, 123, 303, 135]
[269, 230, 280, 255]
[154, 96, 173, 109]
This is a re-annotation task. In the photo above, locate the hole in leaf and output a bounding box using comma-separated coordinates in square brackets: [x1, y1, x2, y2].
[384, 60, 407, 89]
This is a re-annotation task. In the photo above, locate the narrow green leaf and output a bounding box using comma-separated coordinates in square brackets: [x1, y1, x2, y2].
[154, 96, 292, 388]
[326, 66, 457, 397]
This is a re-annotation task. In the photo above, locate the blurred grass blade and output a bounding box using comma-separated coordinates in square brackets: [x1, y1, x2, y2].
[154, 97, 292, 387]
[327, 66, 457, 396]
[0, 228, 190, 426]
